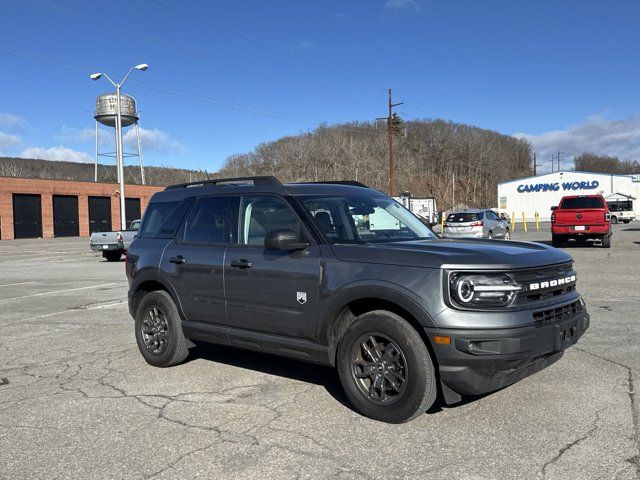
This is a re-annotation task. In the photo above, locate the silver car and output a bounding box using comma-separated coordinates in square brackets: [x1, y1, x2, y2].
[442, 209, 510, 240]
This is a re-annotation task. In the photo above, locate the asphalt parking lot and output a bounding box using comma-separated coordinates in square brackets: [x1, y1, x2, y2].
[0, 224, 638, 480]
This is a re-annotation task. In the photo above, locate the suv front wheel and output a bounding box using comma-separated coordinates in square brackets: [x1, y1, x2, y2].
[135, 290, 189, 367]
[337, 310, 437, 423]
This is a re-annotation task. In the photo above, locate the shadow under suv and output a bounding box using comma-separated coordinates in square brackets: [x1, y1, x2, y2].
[126, 176, 590, 423]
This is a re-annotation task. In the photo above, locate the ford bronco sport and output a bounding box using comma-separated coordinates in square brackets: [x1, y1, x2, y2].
[126, 176, 590, 423]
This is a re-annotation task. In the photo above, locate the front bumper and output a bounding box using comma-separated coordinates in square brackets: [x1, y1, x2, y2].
[426, 302, 590, 398]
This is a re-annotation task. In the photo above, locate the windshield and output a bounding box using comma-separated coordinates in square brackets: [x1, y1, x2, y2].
[300, 195, 436, 244]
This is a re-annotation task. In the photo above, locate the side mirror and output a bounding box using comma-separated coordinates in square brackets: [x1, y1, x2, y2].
[265, 229, 309, 251]
[550, 206, 558, 211]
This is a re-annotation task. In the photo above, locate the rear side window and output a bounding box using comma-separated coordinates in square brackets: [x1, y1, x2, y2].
[139, 201, 190, 239]
[446, 212, 484, 223]
[183, 196, 233, 245]
[560, 197, 604, 209]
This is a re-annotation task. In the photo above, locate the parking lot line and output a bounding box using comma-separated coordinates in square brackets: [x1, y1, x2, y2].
[0, 282, 37, 288]
[0, 283, 119, 303]
[24, 300, 127, 321]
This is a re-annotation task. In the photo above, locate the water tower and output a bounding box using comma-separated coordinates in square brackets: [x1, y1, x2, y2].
[94, 93, 146, 184]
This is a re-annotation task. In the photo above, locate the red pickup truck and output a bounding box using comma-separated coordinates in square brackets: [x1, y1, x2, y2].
[551, 194, 611, 248]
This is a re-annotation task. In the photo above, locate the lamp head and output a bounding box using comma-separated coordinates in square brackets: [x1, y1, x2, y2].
[90, 73, 102, 80]
[134, 63, 149, 71]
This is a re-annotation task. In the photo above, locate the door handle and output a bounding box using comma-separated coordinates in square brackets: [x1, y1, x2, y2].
[230, 259, 253, 269]
[169, 255, 187, 265]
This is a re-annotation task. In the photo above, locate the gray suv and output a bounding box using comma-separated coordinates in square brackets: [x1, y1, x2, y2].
[126, 176, 589, 423]
[443, 209, 510, 240]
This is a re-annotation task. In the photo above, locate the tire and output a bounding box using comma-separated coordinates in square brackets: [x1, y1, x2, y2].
[104, 251, 122, 262]
[611, 216, 618, 224]
[551, 234, 563, 248]
[623, 220, 630, 224]
[601, 235, 611, 248]
[487, 231, 493, 240]
[135, 290, 189, 367]
[504, 229, 511, 240]
[336, 310, 437, 423]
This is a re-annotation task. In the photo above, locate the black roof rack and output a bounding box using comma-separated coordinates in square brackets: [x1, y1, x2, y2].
[290, 180, 370, 188]
[165, 176, 282, 190]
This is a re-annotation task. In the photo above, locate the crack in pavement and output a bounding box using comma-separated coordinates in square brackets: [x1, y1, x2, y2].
[574, 347, 640, 477]
[540, 408, 605, 478]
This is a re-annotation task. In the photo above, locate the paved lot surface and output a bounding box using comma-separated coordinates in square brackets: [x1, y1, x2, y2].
[0, 224, 638, 479]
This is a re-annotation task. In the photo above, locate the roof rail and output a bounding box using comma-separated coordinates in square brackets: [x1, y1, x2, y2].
[291, 180, 370, 188]
[165, 176, 282, 190]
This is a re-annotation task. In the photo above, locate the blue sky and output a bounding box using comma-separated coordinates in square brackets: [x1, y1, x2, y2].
[1, 0, 640, 173]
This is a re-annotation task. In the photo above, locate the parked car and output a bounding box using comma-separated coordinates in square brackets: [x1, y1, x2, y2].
[442, 209, 510, 240]
[551, 194, 611, 248]
[605, 198, 635, 224]
[126, 176, 589, 423]
[90, 219, 141, 261]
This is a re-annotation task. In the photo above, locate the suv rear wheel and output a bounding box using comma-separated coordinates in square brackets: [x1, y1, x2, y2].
[135, 290, 189, 367]
[337, 310, 437, 423]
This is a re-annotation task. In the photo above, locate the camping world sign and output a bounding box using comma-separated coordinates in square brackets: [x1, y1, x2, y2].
[517, 180, 599, 193]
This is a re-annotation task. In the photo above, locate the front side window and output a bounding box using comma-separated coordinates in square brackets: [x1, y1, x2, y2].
[301, 195, 435, 244]
[183, 196, 232, 244]
[240, 195, 306, 246]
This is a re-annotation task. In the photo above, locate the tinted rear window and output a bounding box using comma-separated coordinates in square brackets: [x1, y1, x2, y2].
[560, 197, 604, 209]
[139, 201, 191, 239]
[446, 212, 484, 223]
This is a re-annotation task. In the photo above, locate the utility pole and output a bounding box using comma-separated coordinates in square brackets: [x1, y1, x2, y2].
[377, 89, 403, 196]
[533, 152, 542, 176]
[551, 148, 565, 173]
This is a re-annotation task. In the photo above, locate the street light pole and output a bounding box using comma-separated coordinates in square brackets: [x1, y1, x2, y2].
[115, 84, 126, 230]
[90, 64, 148, 230]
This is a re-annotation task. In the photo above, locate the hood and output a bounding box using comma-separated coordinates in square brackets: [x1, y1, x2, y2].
[330, 238, 572, 270]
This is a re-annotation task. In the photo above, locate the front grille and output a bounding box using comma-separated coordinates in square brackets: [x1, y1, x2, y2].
[512, 262, 576, 305]
[533, 301, 581, 327]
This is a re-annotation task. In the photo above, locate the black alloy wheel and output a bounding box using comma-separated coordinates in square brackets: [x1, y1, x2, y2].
[140, 306, 169, 354]
[350, 333, 408, 405]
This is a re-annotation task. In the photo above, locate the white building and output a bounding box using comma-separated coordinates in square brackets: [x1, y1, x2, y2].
[497, 170, 640, 221]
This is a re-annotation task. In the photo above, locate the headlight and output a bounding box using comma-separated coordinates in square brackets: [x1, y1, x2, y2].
[449, 273, 522, 308]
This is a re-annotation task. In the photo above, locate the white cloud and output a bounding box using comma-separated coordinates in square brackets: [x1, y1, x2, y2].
[0, 113, 26, 130]
[0, 131, 21, 153]
[384, 0, 422, 11]
[58, 125, 183, 155]
[20, 146, 93, 163]
[514, 114, 640, 171]
[123, 127, 184, 154]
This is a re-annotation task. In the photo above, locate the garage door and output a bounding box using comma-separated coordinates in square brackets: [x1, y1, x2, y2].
[53, 195, 79, 237]
[13, 194, 42, 239]
[88, 196, 112, 234]
[125, 198, 141, 229]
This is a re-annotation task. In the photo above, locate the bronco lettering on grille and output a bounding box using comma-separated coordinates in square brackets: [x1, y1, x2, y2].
[529, 275, 576, 291]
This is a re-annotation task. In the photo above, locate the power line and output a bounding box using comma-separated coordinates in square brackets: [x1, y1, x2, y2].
[146, 0, 387, 92]
[0, 45, 380, 137]
[26, 0, 380, 112]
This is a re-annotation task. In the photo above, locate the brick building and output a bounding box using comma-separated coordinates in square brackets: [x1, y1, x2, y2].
[0, 177, 163, 240]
